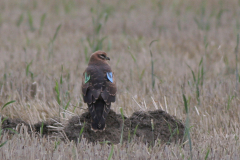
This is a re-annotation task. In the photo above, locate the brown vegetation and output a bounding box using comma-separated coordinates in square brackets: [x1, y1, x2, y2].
[0, 0, 240, 159]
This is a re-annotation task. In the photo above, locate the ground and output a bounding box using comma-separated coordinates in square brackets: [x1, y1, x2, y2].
[2, 109, 185, 144]
[0, 0, 240, 159]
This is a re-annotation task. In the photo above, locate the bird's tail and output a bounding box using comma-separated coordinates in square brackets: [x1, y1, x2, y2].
[88, 99, 111, 131]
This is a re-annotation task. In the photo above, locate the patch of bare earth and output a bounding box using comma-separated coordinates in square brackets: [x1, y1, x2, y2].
[1, 109, 184, 145]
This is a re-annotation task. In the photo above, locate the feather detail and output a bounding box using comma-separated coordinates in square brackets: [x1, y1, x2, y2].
[81, 51, 117, 131]
[107, 72, 113, 83]
[84, 72, 90, 83]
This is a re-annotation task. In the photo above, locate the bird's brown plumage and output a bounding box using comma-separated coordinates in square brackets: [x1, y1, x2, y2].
[81, 51, 117, 131]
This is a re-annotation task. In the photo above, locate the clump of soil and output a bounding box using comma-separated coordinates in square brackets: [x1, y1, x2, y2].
[1, 109, 185, 145]
[64, 109, 185, 144]
[65, 110, 128, 144]
[1, 117, 31, 133]
[34, 118, 60, 135]
[125, 110, 185, 144]
[1, 117, 59, 135]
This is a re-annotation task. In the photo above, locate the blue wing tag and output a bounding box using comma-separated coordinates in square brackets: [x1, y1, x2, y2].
[107, 72, 113, 83]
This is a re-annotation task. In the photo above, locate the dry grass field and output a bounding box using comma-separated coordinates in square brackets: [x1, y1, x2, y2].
[0, 0, 240, 159]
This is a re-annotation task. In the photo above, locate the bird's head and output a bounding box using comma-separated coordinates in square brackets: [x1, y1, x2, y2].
[88, 51, 110, 65]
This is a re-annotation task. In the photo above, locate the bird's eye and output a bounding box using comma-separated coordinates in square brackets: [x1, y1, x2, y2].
[99, 54, 106, 59]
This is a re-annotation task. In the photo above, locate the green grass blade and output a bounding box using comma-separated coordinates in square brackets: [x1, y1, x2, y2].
[27, 11, 35, 31]
[39, 13, 46, 35]
[54, 141, 60, 150]
[26, 60, 33, 77]
[198, 57, 203, 66]
[186, 64, 196, 83]
[120, 108, 124, 145]
[196, 85, 200, 104]
[60, 74, 62, 85]
[182, 94, 188, 113]
[84, 46, 89, 63]
[52, 24, 62, 43]
[151, 119, 155, 145]
[78, 122, 85, 143]
[16, 13, 24, 27]
[133, 124, 138, 137]
[0, 141, 7, 148]
[149, 40, 158, 89]
[79, 123, 85, 137]
[64, 100, 70, 110]
[40, 121, 44, 136]
[5, 128, 19, 134]
[201, 63, 204, 86]
[1, 117, 8, 124]
[95, 23, 102, 35]
[197, 57, 203, 85]
[55, 80, 61, 105]
[182, 92, 193, 159]
[2, 100, 16, 111]
[235, 34, 239, 95]
[107, 144, 114, 160]
[93, 36, 106, 52]
[204, 148, 210, 160]
[139, 68, 145, 81]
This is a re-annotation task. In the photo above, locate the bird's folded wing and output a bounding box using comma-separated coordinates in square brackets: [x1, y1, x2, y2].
[82, 71, 89, 97]
[101, 72, 117, 104]
[82, 69, 104, 104]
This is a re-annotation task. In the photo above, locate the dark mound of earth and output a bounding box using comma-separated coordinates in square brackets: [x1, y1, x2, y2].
[1, 117, 58, 135]
[1, 117, 31, 133]
[1, 109, 185, 144]
[64, 109, 185, 144]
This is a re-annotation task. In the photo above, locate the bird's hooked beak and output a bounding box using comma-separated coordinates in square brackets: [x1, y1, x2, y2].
[105, 57, 110, 61]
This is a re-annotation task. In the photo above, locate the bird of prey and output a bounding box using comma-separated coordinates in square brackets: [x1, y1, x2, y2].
[81, 51, 117, 131]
